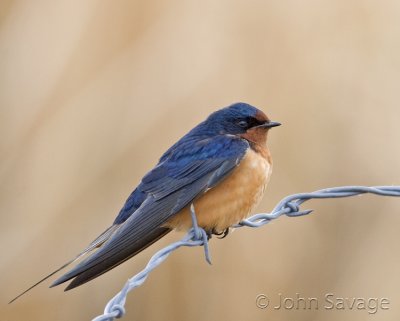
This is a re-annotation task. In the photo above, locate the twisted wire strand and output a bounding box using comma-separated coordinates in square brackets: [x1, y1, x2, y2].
[92, 185, 400, 321]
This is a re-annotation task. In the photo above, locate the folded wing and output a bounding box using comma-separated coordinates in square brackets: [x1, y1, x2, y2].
[52, 135, 249, 290]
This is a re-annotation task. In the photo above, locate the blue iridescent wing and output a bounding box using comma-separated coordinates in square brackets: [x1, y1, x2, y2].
[52, 136, 249, 289]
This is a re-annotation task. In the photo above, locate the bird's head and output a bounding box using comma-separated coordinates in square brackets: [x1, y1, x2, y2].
[204, 102, 281, 144]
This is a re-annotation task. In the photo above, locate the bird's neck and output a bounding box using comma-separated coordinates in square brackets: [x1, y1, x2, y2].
[239, 128, 272, 163]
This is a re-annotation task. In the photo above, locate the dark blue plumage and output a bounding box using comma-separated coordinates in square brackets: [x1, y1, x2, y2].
[49, 102, 281, 290]
[114, 102, 262, 225]
[10, 102, 280, 301]
[114, 135, 248, 224]
[54, 135, 249, 289]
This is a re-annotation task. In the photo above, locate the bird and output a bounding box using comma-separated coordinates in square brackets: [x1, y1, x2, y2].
[10, 102, 280, 303]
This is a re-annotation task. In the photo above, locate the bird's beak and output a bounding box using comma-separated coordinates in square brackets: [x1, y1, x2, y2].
[255, 121, 281, 129]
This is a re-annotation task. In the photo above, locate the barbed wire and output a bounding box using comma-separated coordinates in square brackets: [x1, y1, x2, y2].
[92, 185, 400, 321]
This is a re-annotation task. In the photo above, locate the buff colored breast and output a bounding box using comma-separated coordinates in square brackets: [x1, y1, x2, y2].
[165, 148, 272, 232]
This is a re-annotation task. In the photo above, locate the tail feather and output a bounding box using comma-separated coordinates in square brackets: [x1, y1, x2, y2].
[8, 225, 120, 304]
[53, 227, 171, 291]
[8, 256, 78, 304]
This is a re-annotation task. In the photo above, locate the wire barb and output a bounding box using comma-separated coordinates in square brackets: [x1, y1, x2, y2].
[92, 185, 400, 321]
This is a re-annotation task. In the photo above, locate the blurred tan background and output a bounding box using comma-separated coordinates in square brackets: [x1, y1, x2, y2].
[1, 0, 400, 320]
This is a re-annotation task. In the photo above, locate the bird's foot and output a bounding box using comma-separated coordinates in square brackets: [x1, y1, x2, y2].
[208, 228, 230, 239]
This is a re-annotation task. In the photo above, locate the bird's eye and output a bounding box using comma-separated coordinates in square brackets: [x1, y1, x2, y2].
[237, 120, 248, 128]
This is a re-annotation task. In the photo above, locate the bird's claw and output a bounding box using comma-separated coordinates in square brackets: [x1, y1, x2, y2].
[208, 228, 230, 239]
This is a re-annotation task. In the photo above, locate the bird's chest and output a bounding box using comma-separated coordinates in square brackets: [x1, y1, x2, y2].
[167, 148, 272, 232]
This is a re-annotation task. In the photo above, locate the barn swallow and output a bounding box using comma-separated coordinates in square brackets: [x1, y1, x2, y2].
[10, 102, 280, 303]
